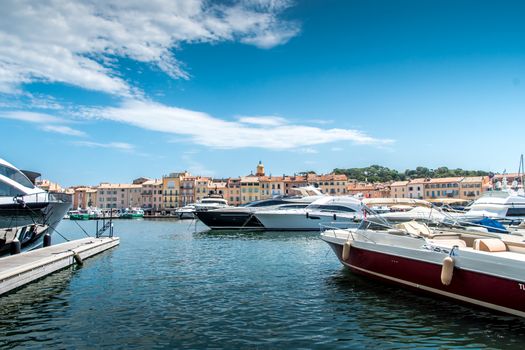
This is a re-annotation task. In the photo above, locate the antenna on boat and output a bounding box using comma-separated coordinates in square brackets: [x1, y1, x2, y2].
[518, 154, 524, 189]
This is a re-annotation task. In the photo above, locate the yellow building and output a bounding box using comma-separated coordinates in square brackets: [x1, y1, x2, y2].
[423, 177, 463, 199]
[240, 175, 260, 204]
[194, 176, 211, 202]
[459, 176, 488, 200]
[307, 174, 348, 195]
[162, 172, 186, 210]
[259, 176, 286, 199]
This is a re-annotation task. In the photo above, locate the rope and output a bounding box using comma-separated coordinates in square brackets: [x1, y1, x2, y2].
[11, 196, 71, 241]
[72, 218, 92, 238]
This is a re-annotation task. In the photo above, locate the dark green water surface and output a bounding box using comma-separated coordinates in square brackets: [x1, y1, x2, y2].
[0, 219, 524, 349]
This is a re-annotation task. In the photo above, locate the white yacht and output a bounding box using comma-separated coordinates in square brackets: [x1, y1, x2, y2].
[253, 195, 364, 231]
[175, 204, 196, 219]
[464, 175, 525, 223]
[194, 195, 325, 229]
[0, 157, 70, 255]
[193, 196, 229, 212]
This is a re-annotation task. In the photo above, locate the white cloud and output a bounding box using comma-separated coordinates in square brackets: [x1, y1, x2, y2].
[308, 119, 334, 125]
[83, 99, 394, 149]
[0, 0, 299, 96]
[0, 110, 88, 138]
[73, 141, 134, 150]
[293, 147, 318, 154]
[0, 110, 64, 123]
[42, 125, 86, 137]
[238, 116, 287, 126]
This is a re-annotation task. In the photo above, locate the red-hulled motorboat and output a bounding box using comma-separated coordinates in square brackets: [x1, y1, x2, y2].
[321, 220, 525, 317]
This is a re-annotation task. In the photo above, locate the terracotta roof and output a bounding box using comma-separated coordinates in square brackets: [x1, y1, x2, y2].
[492, 173, 521, 180]
[428, 177, 464, 184]
[408, 178, 429, 184]
[307, 174, 347, 181]
[259, 176, 285, 182]
[460, 176, 484, 183]
[240, 176, 260, 182]
[390, 181, 409, 187]
[97, 183, 142, 189]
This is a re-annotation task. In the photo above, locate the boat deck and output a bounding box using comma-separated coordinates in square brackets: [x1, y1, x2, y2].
[0, 237, 120, 296]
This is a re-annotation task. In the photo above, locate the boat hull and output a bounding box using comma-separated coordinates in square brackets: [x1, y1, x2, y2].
[195, 210, 263, 229]
[0, 201, 71, 256]
[121, 214, 144, 219]
[255, 212, 358, 231]
[325, 241, 525, 317]
[69, 214, 90, 220]
[178, 211, 195, 220]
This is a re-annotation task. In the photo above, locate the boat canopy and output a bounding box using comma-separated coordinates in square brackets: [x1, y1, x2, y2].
[362, 198, 432, 208]
[427, 198, 471, 205]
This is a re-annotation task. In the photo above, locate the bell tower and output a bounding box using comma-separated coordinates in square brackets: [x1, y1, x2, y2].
[256, 160, 265, 176]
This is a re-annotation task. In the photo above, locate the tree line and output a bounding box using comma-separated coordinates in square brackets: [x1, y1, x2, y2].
[332, 165, 489, 183]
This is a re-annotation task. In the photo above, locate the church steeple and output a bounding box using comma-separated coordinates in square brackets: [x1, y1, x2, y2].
[256, 160, 265, 176]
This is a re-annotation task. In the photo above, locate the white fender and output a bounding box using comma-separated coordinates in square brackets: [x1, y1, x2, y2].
[342, 241, 351, 261]
[441, 256, 454, 286]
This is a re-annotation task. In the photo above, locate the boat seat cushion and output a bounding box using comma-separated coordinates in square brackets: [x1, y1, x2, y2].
[473, 238, 507, 252]
[395, 221, 433, 237]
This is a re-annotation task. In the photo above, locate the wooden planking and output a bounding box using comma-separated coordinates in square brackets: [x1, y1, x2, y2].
[0, 237, 120, 295]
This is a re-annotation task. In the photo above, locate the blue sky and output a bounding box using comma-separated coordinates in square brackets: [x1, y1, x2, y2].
[1, 0, 524, 186]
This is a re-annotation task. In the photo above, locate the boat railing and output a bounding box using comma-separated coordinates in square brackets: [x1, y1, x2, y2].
[319, 221, 358, 231]
[95, 211, 114, 238]
[320, 221, 380, 244]
[13, 191, 50, 205]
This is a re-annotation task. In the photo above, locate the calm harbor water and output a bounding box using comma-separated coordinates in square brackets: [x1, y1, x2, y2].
[1, 219, 525, 349]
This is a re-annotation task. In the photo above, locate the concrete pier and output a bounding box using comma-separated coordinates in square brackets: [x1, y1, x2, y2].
[0, 237, 120, 296]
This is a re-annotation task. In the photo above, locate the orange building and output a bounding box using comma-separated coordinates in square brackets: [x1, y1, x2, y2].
[307, 173, 348, 195]
[347, 182, 390, 198]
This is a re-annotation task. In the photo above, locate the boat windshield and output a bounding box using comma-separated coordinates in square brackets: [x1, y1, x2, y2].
[0, 179, 26, 197]
[0, 164, 35, 189]
[201, 199, 226, 204]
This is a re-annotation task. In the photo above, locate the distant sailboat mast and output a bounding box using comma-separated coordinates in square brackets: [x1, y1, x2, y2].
[519, 154, 524, 190]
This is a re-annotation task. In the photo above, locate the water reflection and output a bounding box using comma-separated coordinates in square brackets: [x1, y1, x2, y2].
[0, 269, 74, 348]
[1, 219, 525, 349]
[194, 228, 321, 241]
[323, 267, 525, 348]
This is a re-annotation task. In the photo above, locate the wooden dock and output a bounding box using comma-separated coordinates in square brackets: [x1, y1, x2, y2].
[0, 237, 120, 296]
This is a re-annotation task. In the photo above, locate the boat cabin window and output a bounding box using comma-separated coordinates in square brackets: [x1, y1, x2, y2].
[0, 164, 34, 189]
[246, 199, 285, 207]
[202, 199, 226, 204]
[506, 208, 525, 217]
[0, 180, 25, 197]
[278, 204, 309, 209]
[308, 204, 356, 212]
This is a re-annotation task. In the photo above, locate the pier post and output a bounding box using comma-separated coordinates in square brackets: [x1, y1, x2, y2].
[10, 239, 21, 255]
[43, 234, 52, 247]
